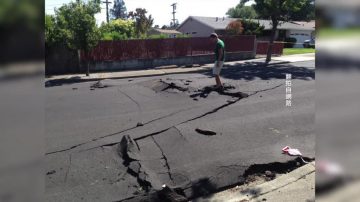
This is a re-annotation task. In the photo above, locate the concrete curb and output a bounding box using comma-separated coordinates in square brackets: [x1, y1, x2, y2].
[196, 162, 315, 202]
[45, 60, 291, 86]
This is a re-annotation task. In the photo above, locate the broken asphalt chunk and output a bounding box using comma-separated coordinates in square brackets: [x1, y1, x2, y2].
[46, 170, 56, 175]
[118, 135, 141, 163]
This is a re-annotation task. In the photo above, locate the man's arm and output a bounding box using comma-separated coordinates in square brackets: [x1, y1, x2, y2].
[217, 48, 223, 67]
[218, 48, 223, 61]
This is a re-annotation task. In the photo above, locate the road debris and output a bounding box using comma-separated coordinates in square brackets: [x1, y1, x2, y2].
[195, 128, 217, 136]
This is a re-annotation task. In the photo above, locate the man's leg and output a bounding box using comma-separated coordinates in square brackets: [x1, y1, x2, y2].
[215, 75, 223, 88]
[213, 61, 222, 88]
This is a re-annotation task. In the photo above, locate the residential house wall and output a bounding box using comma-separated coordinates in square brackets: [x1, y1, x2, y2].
[177, 18, 215, 37]
[286, 30, 314, 48]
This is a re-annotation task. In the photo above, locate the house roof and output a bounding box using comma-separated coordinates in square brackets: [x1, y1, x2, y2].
[152, 28, 182, 34]
[257, 19, 315, 30]
[178, 16, 315, 31]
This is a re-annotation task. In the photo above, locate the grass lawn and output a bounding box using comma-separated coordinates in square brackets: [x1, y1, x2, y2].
[318, 28, 360, 39]
[283, 48, 315, 55]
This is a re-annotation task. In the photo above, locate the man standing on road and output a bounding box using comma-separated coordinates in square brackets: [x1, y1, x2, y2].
[210, 33, 225, 90]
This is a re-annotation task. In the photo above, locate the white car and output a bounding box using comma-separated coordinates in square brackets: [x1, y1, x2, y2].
[303, 38, 315, 48]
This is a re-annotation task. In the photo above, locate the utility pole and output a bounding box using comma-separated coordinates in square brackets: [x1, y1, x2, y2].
[102, 0, 112, 23]
[170, 3, 177, 28]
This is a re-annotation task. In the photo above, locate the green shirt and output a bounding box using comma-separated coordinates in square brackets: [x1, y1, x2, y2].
[214, 39, 225, 61]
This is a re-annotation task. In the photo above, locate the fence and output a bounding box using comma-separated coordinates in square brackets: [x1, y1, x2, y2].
[256, 41, 284, 55]
[82, 35, 256, 61]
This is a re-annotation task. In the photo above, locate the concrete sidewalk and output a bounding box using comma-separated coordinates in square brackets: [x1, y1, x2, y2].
[46, 53, 315, 83]
[195, 162, 315, 202]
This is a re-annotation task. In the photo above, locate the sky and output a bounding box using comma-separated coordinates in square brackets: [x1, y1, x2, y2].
[45, 0, 254, 27]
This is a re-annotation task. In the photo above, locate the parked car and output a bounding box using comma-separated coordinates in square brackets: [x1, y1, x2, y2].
[303, 38, 315, 48]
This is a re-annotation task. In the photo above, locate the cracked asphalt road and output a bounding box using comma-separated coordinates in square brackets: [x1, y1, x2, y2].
[45, 61, 315, 201]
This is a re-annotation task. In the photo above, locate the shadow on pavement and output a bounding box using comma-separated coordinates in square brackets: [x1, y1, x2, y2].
[202, 61, 315, 81]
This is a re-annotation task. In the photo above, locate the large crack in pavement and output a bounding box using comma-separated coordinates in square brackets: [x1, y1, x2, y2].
[112, 84, 289, 200]
[113, 151, 314, 202]
[48, 81, 296, 201]
[118, 135, 153, 192]
[45, 106, 197, 155]
[151, 136, 174, 183]
[47, 83, 284, 156]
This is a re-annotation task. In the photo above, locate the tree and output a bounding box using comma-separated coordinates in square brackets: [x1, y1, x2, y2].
[45, 14, 56, 48]
[99, 19, 135, 40]
[54, 0, 101, 76]
[226, 20, 244, 35]
[241, 19, 264, 36]
[289, 0, 315, 21]
[110, 0, 127, 20]
[128, 8, 154, 38]
[161, 25, 170, 30]
[241, 0, 307, 63]
[226, 3, 258, 19]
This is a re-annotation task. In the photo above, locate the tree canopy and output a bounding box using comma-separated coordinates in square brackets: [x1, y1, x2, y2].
[99, 19, 135, 40]
[128, 8, 154, 38]
[226, 3, 258, 19]
[51, 0, 101, 52]
[110, 0, 127, 20]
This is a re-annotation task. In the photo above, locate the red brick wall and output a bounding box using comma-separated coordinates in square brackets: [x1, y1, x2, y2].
[256, 41, 284, 55]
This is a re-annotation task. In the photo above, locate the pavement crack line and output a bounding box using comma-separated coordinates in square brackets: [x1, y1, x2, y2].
[151, 136, 174, 183]
[45, 107, 196, 155]
[118, 88, 142, 112]
[173, 126, 187, 141]
[46, 142, 89, 155]
[179, 97, 243, 125]
[64, 154, 72, 183]
[247, 83, 284, 96]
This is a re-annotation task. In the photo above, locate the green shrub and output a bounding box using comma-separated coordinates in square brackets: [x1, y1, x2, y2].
[147, 34, 168, 39]
[102, 32, 128, 40]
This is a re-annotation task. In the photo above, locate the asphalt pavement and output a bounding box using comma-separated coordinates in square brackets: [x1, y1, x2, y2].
[45, 60, 315, 201]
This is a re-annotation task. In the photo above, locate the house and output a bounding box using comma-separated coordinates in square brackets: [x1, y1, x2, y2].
[177, 16, 315, 48]
[147, 28, 182, 38]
